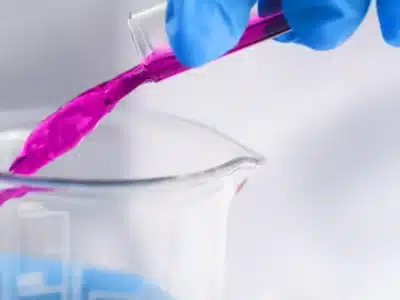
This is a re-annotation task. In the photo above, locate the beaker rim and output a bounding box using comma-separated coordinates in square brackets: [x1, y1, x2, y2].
[0, 109, 266, 190]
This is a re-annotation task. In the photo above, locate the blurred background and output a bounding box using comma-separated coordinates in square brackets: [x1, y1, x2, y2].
[2, 0, 400, 299]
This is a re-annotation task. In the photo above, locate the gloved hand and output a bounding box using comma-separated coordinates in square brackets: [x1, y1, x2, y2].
[166, 0, 399, 67]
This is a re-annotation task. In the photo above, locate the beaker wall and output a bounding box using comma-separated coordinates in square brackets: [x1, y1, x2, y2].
[0, 107, 264, 299]
[0, 174, 244, 300]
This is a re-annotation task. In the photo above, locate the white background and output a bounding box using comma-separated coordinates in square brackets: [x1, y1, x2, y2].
[2, 1, 400, 299]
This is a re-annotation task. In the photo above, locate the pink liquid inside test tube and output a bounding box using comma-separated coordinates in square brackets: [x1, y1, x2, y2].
[0, 12, 289, 204]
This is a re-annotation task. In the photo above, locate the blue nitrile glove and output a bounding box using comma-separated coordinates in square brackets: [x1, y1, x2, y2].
[0, 253, 172, 299]
[166, 0, 400, 67]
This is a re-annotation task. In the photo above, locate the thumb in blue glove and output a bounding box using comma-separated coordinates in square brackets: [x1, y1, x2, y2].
[166, 0, 400, 67]
[166, 0, 257, 67]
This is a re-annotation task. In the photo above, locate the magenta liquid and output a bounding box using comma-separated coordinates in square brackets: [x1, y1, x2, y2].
[0, 13, 288, 204]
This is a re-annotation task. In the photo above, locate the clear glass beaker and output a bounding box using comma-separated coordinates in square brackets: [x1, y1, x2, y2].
[0, 105, 265, 299]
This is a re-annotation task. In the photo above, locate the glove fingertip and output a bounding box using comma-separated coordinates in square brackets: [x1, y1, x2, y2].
[383, 36, 400, 47]
[381, 26, 400, 47]
[377, 4, 400, 47]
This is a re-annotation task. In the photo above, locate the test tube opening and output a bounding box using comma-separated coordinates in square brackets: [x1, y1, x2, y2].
[128, 11, 155, 60]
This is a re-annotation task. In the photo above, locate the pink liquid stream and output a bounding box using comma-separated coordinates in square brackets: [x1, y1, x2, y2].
[0, 13, 288, 204]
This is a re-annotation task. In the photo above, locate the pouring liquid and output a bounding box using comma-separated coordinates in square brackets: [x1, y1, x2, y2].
[0, 13, 289, 204]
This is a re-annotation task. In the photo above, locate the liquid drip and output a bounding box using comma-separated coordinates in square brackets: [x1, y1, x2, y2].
[0, 13, 289, 204]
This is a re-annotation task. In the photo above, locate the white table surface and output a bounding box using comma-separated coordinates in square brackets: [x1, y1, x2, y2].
[2, 1, 400, 299]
